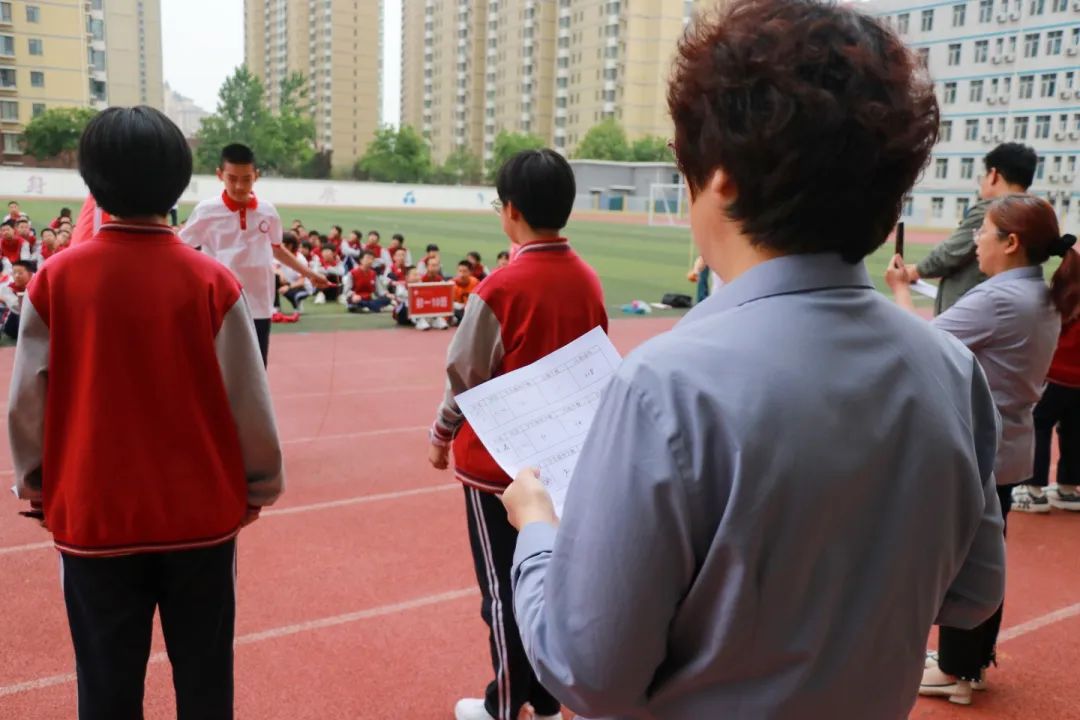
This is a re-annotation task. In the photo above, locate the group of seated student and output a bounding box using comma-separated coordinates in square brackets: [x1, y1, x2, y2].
[271, 221, 510, 330]
[0, 201, 79, 342]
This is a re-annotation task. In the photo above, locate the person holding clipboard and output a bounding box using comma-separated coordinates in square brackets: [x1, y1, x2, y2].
[498, 2, 1007, 718]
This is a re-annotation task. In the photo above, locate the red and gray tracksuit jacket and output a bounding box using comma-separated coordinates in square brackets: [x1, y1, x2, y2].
[431, 239, 608, 493]
[8, 222, 284, 557]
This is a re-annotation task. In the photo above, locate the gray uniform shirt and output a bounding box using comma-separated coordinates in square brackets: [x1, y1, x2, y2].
[511, 253, 1006, 720]
[933, 265, 1060, 485]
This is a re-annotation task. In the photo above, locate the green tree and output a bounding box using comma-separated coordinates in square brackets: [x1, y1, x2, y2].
[22, 107, 97, 163]
[630, 134, 672, 162]
[354, 125, 432, 183]
[487, 130, 546, 181]
[572, 118, 630, 161]
[194, 66, 317, 176]
[432, 147, 484, 185]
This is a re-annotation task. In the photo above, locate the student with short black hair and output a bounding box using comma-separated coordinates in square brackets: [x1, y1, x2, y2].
[34, 227, 58, 264]
[429, 147, 607, 720]
[466, 251, 487, 280]
[494, 250, 510, 270]
[345, 250, 392, 313]
[908, 142, 1037, 314]
[421, 242, 440, 274]
[497, 2, 1005, 718]
[8, 106, 283, 720]
[181, 142, 330, 366]
[50, 207, 72, 230]
[0, 259, 34, 339]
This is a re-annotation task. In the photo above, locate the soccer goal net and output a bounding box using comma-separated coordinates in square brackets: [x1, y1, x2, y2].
[647, 182, 691, 227]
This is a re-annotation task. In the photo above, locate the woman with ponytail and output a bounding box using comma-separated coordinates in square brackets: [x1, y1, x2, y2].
[1012, 230, 1080, 514]
[886, 193, 1066, 705]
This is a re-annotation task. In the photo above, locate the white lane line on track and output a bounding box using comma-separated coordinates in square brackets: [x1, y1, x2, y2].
[0, 587, 478, 698]
[0, 483, 459, 556]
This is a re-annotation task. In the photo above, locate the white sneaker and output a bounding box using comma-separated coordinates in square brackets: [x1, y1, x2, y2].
[313, 291, 326, 305]
[1048, 484, 1080, 511]
[415, 318, 431, 331]
[1012, 484, 1051, 513]
[337, 293, 346, 305]
[453, 698, 494, 720]
[926, 651, 986, 691]
[920, 664, 973, 705]
[433, 316, 449, 330]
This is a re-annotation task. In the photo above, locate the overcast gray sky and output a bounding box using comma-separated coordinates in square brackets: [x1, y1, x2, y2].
[161, 0, 402, 126]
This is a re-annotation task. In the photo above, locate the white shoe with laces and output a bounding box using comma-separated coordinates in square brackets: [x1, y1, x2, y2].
[1011, 484, 1051, 513]
[432, 316, 449, 330]
[1048, 484, 1080, 511]
[925, 651, 986, 692]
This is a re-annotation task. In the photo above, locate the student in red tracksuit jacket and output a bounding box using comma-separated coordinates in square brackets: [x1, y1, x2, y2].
[7, 107, 284, 720]
[429, 149, 607, 720]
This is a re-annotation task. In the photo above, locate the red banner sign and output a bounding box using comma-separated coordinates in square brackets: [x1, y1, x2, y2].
[408, 282, 454, 318]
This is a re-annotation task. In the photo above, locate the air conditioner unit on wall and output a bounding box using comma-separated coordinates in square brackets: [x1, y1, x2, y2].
[1005, 53, 1016, 62]
[1065, 174, 1076, 183]
[992, 55, 1002, 64]
[1057, 131, 1068, 140]
[993, 133, 1005, 141]
[988, 95, 999, 104]
[996, 12, 1008, 22]
[1050, 173, 1061, 182]
[1008, 10, 1021, 20]
[1062, 90, 1073, 100]
[982, 134, 993, 142]
[1067, 46, 1080, 56]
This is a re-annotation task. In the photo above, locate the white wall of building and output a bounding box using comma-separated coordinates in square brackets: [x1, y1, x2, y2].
[865, 0, 1079, 232]
[0, 166, 496, 212]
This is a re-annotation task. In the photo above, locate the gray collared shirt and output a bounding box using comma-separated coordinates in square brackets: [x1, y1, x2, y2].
[511, 253, 1006, 720]
[933, 265, 1059, 485]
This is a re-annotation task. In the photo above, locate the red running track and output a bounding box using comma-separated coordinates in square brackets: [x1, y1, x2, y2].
[0, 318, 1077, 719]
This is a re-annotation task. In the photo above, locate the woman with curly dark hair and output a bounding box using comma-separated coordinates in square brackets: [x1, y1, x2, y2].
[887, 194, 1076, 705]
[497, 1, 1006, 718]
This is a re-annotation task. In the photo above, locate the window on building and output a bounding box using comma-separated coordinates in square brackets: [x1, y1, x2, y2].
[1035, 115, 1051, 138]
[0, 100, 16, 120]
[28, 38, 42, 55]
[1019, 75, 1034, 98]
[931, 197, 944, 218]
[30, 71, 43, 88]
[1029, 0, 1045, 13]
[979, 0, 994, 21]
[2, 132, 20, 154]
[965, 119, 979, 140]
[921, 9, 934, 31]
[1047, 30, 1063, 55]
[0, 35, 13, 56]
[953, 4, 966, 26]
[1036, 156, 1046, 179]
[1024, 33, 1039, 58]
[897, 12, 909, 33]
[25, 5, 38, 23]
[902, 195, 914, 217]
[31, 102, 43, 117]
[961, 158, 975, 179]
[944, 82, 958, 104]
[1014, 116, 1029, 139]
[0, 68, 13, 88]
[974, 40, 989, 62]
[1041, 73, 1057, 97]
[1053, 0, 1069, 10]
[942, 120, 954, 141]
[935, 158, 949, 178]
[970, 80, 984, 102]
[957, 197, 971, 218]
[948, 43, 961, 65]
[918, 47, 930, 66]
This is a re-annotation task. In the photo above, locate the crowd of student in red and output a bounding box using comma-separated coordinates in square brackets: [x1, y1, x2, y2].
[0, 201, 73, 341]
[273, 218, 511, 331]
[0, 200, 514, 339]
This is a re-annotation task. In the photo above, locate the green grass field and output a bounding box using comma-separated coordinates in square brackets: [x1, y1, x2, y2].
[15, 198, 936, 333]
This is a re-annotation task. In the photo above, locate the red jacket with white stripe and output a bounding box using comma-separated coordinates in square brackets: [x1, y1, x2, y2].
[431, 239, 608, 492]
[8, 223, 284, 557]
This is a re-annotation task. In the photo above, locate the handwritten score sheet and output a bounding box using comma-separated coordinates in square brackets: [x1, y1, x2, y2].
[454, 326, 622, 515]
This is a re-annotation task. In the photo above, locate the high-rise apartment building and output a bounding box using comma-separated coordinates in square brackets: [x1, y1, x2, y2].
[0, 0, 163, 164]
[245, 0, 383, 172]
[402, 0, 705, 164]
[865, 0, 1080, 230]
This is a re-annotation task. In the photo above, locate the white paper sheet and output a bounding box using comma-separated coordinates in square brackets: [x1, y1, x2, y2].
[911, 280, 939, 299]
[454, 326, 622, 515]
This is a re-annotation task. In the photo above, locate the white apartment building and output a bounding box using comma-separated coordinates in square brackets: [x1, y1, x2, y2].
[865, 0, 1080, 231]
